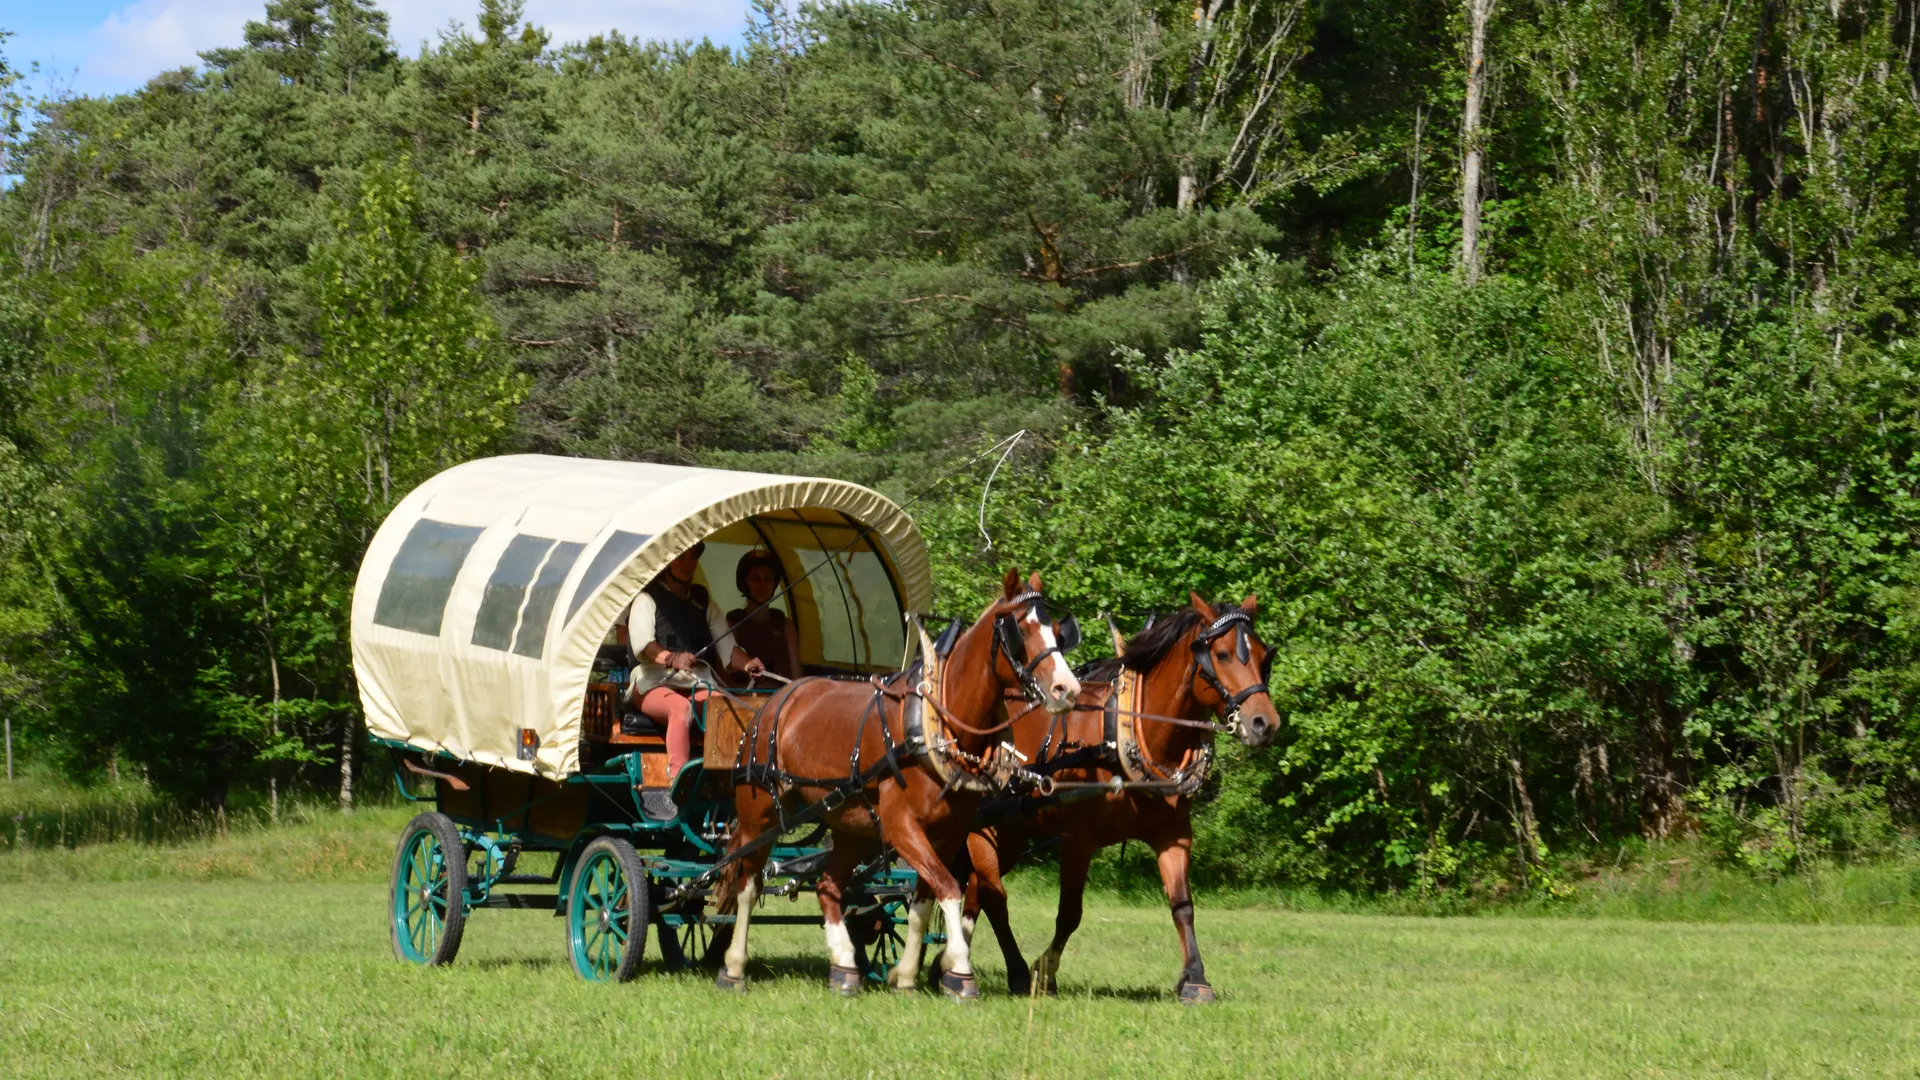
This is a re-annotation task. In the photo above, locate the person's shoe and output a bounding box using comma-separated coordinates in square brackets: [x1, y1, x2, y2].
[640, 788, 677, 820]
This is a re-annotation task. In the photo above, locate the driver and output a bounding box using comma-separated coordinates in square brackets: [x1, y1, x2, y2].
[620, 541, 766, 788]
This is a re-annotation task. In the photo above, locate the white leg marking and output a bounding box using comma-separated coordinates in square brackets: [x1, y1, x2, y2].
[824, 919, 856, 969]
[724, 877, 758, 979]
[961, 915, 977, 948]
[940, 897, 971, 976]
[891, 899, 932, 989]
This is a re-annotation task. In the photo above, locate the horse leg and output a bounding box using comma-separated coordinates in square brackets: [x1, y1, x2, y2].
[1029, 836, 1092, 995]
[716, 790, 776, 991]
[890, 880, 935, 991]
[968, 829, 1030, 995]
[817, 838, 865, 996]
[1152, 826, 1212, 1004]
[885, 815, 976, 998]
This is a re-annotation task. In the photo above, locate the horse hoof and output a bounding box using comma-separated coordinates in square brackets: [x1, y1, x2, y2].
[714, 970, 748, 993]
[828, 965, 863, 997]
[1176, 980, 1216, 1005]
[939, 970, 980, 1001]
[1007, 973, 1033, 997]
[1035, 973, 1058, 996]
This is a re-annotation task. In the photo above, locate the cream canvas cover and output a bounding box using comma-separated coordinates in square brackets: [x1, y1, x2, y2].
[352, 454, 932, 778]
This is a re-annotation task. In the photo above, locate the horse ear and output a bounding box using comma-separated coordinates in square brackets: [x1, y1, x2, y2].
[1241, 593, 1259, 616]
[1002, 568, 1021, 598]
[1027, 570, 1043, 594]
[1189, 591, 1213, 619]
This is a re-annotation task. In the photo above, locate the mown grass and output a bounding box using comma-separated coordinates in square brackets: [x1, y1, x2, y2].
[10, 777, 1920, 924]
[5, 782, 1920, 1075]
[5, 880, 1920, 1078]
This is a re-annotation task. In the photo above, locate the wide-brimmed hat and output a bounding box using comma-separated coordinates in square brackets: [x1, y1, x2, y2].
[735, 548, 785, 595]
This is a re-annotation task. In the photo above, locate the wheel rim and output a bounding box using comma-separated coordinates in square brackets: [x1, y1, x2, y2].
[670, 918, 712, 970]
[864, 901, 907, 983]
[571, 851, 632, 981]
[394, 829, 452, 964]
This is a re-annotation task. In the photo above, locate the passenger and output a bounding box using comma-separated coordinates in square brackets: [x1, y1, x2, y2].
[621, 541, 765, 787]
[726, 549, 803, 683]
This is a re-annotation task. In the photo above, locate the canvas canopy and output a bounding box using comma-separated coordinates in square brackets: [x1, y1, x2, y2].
[352, 454, 932, 779]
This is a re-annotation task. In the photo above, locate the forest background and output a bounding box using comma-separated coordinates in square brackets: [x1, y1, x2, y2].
[1, 0, 1918, 896]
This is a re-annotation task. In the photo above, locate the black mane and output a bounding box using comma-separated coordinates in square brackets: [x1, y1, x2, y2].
[1120, 599, 1247, 672]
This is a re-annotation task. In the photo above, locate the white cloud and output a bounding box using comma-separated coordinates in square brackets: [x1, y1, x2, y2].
[388, 1, 748, 56]
[83, 0, 258, 88]
[61, 0, 748, 97]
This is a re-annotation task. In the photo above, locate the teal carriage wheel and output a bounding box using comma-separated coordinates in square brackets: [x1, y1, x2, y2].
[852, 897, 929, 984]
[389, 812, 469, 966]
[567, 836, 650, 983]
[659, 913, 720, 972]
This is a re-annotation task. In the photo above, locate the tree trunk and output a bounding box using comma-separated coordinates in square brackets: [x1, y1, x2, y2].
[339, 720, 355, 813]
[1408, 104, 1426, 280]
[1637, 696, 1690, 839]
[1460, 0, 1495, 284]
[268, 645, 281, 824]
[1508, 752, 1540, 867]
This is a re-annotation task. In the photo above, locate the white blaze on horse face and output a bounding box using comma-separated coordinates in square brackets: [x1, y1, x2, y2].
[939, 896, 971, 976]
[891, 899, 933, 989]
[724, 877, 758, 980]
[1024, 605, 1081, 706]
[824, 919, 856, 969]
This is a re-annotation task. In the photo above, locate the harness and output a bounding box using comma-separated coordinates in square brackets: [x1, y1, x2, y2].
[1024, 609, 1269, 799]
[1189, 609, 1272, 735]
[1105, 666, 1215, 796]
[992, 591, 1080, 705]
[738, 607, 1052, 806]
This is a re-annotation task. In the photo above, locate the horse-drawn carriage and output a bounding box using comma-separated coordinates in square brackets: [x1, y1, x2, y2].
[355, 455, 942, 982]
[358, 453, 1280, 1000]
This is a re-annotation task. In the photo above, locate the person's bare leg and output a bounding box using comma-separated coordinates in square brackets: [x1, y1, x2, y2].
[638, 685, 694, 778]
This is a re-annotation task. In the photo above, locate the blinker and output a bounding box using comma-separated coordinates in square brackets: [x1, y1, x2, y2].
[1057, 613, 1082, 653]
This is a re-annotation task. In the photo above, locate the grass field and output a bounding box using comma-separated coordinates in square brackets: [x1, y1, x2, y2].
[8, 801, 1920, 1076]
[6, 875, 1920, 1076]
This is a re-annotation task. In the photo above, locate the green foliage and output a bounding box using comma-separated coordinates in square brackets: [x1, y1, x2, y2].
[1, 0, 1918, 897]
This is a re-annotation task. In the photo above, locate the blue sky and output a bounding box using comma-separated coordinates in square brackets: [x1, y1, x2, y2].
[3, 0, 753, 99]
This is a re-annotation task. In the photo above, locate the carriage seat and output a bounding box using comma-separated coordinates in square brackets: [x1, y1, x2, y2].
[619, 711, 664, 738]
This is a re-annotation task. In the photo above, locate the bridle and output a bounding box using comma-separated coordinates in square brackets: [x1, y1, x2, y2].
[1189, 609, 1271, 736]
[993, 591, 1081, 706]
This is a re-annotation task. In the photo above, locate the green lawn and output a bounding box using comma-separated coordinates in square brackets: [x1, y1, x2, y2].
[5, 876, 1920, 1078]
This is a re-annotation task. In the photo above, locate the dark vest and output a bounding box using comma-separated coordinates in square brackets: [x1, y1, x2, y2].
[645, 580, 715, 656]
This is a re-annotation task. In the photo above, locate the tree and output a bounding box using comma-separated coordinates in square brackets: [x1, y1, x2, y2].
[249, 157, 522, 805]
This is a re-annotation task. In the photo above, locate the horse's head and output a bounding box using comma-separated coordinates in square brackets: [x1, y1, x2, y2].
[1185, 592, 1279, 748]
[991, 568, 1083, 715]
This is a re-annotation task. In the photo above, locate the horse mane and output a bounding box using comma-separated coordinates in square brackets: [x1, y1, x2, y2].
[1120, 599, 1246, 673]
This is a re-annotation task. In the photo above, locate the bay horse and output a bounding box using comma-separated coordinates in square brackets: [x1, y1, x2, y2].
[713, 569, 1081, 998]
[961, 592, 1279, 1003]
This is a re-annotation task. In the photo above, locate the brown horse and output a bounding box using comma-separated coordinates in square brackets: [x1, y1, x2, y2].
[713, 569, 1081, 997]
[961, 592, 1279, 1003]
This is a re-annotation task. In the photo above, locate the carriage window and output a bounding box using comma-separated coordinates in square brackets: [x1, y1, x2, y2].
[473, 534, 557, 651]
[791, 544, 906, 670]
[374, 519, 486, 636]
[513, 541, 585, 658]
[563, 530, 650, 625]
